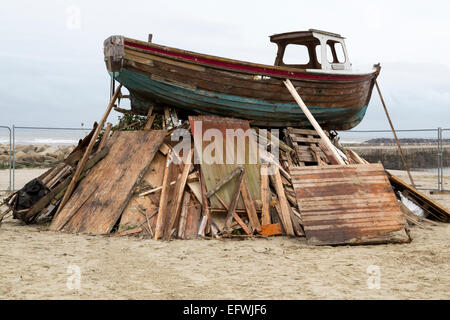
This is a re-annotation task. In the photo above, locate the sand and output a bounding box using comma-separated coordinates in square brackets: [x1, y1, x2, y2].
[0, 168, 449, 300]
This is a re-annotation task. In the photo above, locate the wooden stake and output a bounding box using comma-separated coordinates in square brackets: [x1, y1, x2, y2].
[284, 79, 345, 165]
[55, 84, 122, 217]
[375, 80, 415, 187]
[154, 152, 173, 240]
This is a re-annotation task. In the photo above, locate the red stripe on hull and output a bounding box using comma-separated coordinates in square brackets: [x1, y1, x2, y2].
[124, 41, 373, 82]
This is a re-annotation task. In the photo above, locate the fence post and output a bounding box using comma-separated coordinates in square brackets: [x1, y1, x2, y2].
[12, 124, 15, 191]
[437, 127, 443, 192]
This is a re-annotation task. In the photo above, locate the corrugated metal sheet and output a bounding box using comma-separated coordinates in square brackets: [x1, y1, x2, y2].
[291, 163, 409, 245]
[189, 115, 261, 210]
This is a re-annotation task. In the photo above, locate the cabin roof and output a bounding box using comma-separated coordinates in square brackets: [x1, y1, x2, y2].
[269, 29, 344, 44]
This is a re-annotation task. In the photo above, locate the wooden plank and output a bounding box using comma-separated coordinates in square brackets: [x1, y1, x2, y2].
[154, 152, 174, 240]
[50, 130, 166, 234]
[224, 168, 245, 233]
[291, 164, 410, 245]
[387, 172, 450, 222]
[143, 105, 155, 130]
[177, 191, 191, 239]
[260, 164, 271, 225]
[284, 79, 345, 165]
[163, 149, 193, 240]
[240, 178, 262, 232]
[23, 146, 110, 224]
[189, 115, 261, 211]
[206, 167, 244, 198]
[184, 197, 201, 239]
[199, 168, 212, 235]
[55, 84, 122, 217]
[272, 166, 295, 236]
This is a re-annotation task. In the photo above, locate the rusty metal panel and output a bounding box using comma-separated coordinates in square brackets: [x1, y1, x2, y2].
[291, 163, 409, 245]
[189, 115, 261, 210]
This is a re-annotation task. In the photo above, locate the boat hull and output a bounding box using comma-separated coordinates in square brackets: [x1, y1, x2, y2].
[105, 36, 379, 130]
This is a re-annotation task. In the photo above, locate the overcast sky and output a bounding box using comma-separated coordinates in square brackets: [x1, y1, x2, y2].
[1, 0, 449, 131]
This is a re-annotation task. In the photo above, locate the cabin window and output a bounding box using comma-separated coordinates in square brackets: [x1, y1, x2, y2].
[326, 44, 334, 63]
[282, 44, 310, 65]
[314, 44, 334, 64]
[335, 42, 346, 63]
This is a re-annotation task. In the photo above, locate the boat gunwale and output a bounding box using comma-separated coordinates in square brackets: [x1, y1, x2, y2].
[122, 37, 378, 82]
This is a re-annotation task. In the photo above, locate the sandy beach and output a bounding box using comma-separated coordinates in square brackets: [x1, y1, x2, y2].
[0, 168, 449, 299]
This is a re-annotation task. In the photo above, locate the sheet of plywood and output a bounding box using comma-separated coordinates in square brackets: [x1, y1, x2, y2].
[119, 151, 166, 233]
[290, 163, 409, 245]
[50, 130, 167, 234]
[189, 115, 261, 210]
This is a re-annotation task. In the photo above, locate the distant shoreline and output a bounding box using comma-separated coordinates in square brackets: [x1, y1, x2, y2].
[0, 144, 74, 169]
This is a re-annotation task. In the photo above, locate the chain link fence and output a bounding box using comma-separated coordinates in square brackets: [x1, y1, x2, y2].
[0, 126, 91, 192]
[1, 125, 449, 193]
[340, 128, 450, 192]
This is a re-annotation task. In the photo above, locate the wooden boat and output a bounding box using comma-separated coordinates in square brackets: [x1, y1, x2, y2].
[104, 29, 380, 130]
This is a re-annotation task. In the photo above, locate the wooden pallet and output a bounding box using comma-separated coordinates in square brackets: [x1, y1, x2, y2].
[285, 127, 331, 166]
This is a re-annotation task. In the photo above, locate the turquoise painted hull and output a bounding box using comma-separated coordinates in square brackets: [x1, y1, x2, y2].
[111, 69, 368, 129]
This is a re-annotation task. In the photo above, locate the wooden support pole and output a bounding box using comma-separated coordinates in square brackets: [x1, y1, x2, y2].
[375, 80, 415, 187]
[284, 79, 345, 165]
[55, 84, 122, 217]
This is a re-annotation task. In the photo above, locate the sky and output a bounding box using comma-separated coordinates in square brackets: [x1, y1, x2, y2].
[1, 0, 449, 132]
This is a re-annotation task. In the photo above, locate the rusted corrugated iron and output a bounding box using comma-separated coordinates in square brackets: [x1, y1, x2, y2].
[291, 163, 410, 245]
[189, 115, 261, 210]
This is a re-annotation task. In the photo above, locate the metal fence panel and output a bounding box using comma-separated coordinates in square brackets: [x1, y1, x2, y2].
[0, 126, 12, 192]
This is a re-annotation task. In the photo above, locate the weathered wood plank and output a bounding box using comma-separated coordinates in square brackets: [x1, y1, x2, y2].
[271, 167, 295, 236]
[260, 164, 271, 225]
[291, 163, 410, 245]
[50, 130, 166, 234]
[154, 152, 174, 240]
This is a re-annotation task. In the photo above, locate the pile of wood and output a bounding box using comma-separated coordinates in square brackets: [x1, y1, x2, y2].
[1, 108, 449, 245]
[1, 83, 449, 245]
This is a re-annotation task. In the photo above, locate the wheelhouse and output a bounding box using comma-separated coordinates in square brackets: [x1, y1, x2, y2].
[270, 29, 351, 71]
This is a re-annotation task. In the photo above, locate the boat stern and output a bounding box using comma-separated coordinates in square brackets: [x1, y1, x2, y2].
[104, 35, 125, 73]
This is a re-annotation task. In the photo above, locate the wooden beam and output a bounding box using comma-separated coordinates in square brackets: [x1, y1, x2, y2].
[272, 166, 295, 236]
[284, 79, 345, 165]
[55, 84, 122, 217]
[260, 163, 271, 225]
[177, 191, 191, 239]
[154, 152, 173, 240]
[205, 166, 244, 198]
[224, 169, 245, 233]
[163, 149, 193, 240]
[143, 106, 155, 131]
[375, 80, 415, 187]
[240, 178, 262, 233]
